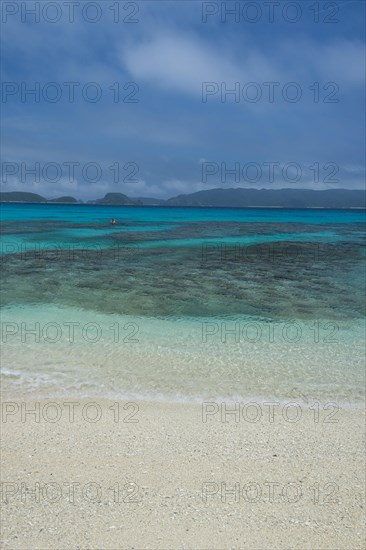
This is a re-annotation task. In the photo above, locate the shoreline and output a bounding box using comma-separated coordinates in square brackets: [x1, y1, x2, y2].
[2, 304, 365, 407]
[1, 390, 365, 410]
[1, 397, 365, 549]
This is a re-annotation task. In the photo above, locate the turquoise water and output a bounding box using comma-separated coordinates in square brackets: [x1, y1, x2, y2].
[1, 204, 365, 402]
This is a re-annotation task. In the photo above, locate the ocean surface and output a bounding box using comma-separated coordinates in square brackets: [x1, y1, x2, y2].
[1, 203, 365, 404]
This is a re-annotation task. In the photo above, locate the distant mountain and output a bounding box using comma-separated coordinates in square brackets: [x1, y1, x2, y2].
[48, 196, 79, 203]
[0, 192, 79, 204]
[0, 192, 47, 203]
[165, 188, 366, 208]
[89, 193, 142, 205]
[1, 188, 365, 208]
[134, 197, 166, 206]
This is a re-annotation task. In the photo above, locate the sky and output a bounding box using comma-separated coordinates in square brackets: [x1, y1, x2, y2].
[1, 0, 365, 200]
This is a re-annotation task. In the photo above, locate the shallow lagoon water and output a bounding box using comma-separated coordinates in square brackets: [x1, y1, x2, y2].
[1, 204, 365, 402]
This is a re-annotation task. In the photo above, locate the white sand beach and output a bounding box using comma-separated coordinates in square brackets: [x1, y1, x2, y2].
[1, 399, 365, 549]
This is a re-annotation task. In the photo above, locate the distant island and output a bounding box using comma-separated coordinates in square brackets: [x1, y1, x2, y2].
[48, 196, 79, 204]
[87, 192, 142, 206]
[0, 192, 141, 205]
[1, 188, 365, 208]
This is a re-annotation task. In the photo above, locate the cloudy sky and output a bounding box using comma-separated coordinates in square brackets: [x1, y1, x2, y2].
[1, 0, 365, 199]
